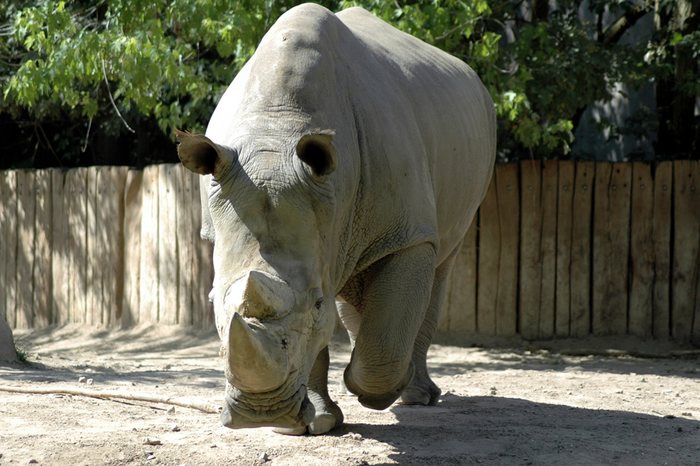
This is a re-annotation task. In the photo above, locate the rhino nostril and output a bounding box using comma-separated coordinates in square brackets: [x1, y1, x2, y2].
[281, 338, 288, 349]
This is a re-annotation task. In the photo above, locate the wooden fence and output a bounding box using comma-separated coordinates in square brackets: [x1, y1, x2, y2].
[1, 161, 699, 343]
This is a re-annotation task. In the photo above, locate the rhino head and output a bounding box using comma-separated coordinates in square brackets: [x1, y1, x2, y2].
[176, 129, 339, 431]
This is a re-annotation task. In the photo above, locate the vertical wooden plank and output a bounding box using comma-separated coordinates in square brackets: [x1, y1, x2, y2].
[51, 170, 70, 324]
[139, 165, 159, 323]
[593, 163, 631, 335]
[476, 176, 499, 336]
[555, 161, 575, 337]
[86, 168, 102, 325]
[570, 161, 594, 337]
[67, 168, 88, 324]
[191, 172, 214, 329]
[158, 165, 179, 325]
[176, 166, 194, 326]
[1, 171, 18, 328]
[672, 160, 700, 342]
[652, 162, 673, 338]
[629, 163, 654, 337]
[102, 167, 128, 326]
[495, 163, 519, 336]
[32, 171, 52, 328]
[445, 220, 478, 335]
[122, 170, 143, 327]
[16, 170, 35, 329]
[0, 172, 6, 323]
[539, 160, 558, 338]
[519, 160, 542, 339]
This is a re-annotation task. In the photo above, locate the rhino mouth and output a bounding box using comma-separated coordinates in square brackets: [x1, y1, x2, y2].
[220, 381, 315, 430]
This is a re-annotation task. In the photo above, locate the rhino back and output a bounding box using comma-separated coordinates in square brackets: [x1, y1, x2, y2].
[336, 7, 496, 267]
[203, 4, 495, 286]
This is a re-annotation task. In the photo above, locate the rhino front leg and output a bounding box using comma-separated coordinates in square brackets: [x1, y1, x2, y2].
[401, 245, 460, 405]
[344, 243, 436, 410]
[307, 346, 344, 434]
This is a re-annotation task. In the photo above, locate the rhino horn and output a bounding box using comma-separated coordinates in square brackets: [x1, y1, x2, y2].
[241, 271, 296, 319]
[226, 313, 288, 393]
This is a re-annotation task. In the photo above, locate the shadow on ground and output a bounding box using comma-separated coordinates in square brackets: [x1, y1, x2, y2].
[340, 395, 700, 465]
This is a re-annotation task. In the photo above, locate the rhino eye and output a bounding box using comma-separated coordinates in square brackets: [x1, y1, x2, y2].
[315, 298, 324, 310]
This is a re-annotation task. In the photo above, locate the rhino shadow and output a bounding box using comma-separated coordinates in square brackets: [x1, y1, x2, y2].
[339, 394, 700, 465]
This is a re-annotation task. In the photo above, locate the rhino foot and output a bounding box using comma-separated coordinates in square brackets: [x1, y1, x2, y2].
[400, 371, 441, 406]
[307, 389, 344, 435]
[272, 389, 343, 435]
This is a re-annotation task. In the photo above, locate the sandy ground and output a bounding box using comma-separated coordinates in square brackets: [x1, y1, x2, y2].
[1, 325, 699, 466]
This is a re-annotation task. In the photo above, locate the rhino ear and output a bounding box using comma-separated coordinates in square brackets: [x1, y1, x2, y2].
[175, 129, 227, 176]
[296, 130, 337, 177]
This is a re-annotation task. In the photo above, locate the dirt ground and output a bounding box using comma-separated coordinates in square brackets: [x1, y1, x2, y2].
[1, 325, 699, 466]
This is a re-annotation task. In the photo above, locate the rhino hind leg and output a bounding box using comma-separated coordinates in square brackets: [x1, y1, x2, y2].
[400, 245, 460, 406]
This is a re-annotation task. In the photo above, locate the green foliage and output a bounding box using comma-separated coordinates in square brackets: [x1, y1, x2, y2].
[0, 0, 697, 165]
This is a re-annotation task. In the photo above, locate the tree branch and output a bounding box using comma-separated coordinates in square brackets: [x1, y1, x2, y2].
[602, 4, 652, 45]
[0, 385, 221, 414]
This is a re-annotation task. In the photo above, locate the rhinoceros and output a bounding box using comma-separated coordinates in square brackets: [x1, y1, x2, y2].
[176, 3, 496, 435]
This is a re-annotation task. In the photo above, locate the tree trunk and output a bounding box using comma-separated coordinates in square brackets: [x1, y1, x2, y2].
[654, 0, 699, 158]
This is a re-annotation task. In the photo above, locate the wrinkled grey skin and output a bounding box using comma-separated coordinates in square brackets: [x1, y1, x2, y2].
[176, 3, 496, 435]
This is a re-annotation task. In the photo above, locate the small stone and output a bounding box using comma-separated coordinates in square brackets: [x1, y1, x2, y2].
[490, 387, 498, 396]
[258, 452, 269, 462]
[681, 412, 693, 417]
[170, 424, 181, 432]
[146, 454, 156, 461]
[668, 447, 675, 452]
[167, 407, 176, 414]
[144, 438, 162, 446]
[677, 427, 683, 432]
[86, 378, 94, 385]
[78, 376, 87, 384]
[28, 460, 38, 464]
[210, 444, 217, 448]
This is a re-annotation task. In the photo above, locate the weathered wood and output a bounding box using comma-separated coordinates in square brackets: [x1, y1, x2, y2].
[672, 160, 700, 342]
[191, 171, 214, 329]
[32, 170, 52, 328]
[15, 171, 35, 329]
[593, 163, 631, 335]
[0, 171, 17, 327]
[86, 169, 103, 325]
[139, 166, 160, 323]
[122, 170, 143, 327]
[176, 166, 194, 326]
[103, 167, 128, 326]
[476, 176, 499, 335]
[158, 165, 179, 325]
[495, 164, 519, 336]
[0, 173, 6, 324]
[51, 170, 70, 324]
[555, 161, 575, 337]
[445, 220, 477, 335]
[652, 162, 673, 338]
[570, 161, 594, 337]
[67, 168, 88, 324]
[519, 160, 542, 340]
[539, 160, 558, 338]
[629, 163, 654, 337]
